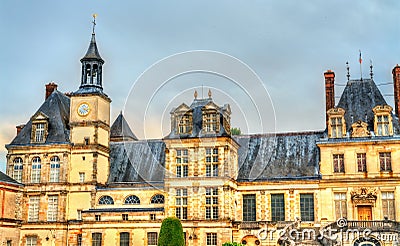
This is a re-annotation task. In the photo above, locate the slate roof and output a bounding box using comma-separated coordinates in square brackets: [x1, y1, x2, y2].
[110, 112, 138, 141]
[7, 90, 71, 146]
[81, 33, 103, 62]
[234, 131, 323, 181]
[336, 78, 400, 134]
[108, 140, 165, 183]
[165, 98, 230, 139]
[0, 171, 21, 185]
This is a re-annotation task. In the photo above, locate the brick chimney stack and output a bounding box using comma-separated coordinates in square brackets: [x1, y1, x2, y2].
[45, 82, 58, 100]
[16, 124, 25, 135]
[393, 65, 400, 118]
[324, 70, 335, 123]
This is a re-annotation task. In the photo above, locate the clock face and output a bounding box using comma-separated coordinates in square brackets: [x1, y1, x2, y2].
[77, 103, 90, 116]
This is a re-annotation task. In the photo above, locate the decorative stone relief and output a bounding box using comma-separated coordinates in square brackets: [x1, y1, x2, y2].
[351, 121, 371, 138]
[351, 187, 377, 204]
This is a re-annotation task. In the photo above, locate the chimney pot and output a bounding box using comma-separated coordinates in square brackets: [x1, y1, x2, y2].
[324, 70, 335, 126]
[45, 82, 58, 100]
[392, 65, 400, 118]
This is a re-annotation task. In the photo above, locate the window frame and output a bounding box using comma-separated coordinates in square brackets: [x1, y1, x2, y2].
[382, 191, 395, 220]
[147, 232, 158, 246]
[177, 113, 192, 134]
[242, 194, 256, 221]
[98, 195, 114, 205]
[47, 195, 58, 221]
[271, 193, 285, 221]
[49, 156, 60, 182]
[92, 233, 102, 246]
[150, 194, 165, 204]
[120, 232, 130, 246]
[124, 195, 140, 205]
[206, 233, 217, 246]
[333, 154, 345, 173]
[334, 193, 347, 219]
[205, 148, 219, 177]
[379, 152, 392, 171]
[28, 196, 40, 222]
[300, 193, 315, 222]
[175, 188, 188, 220]
[357, 153, 367, 172]
[176, 149, 189, 178]
[12, 157, 23, 183]
[26, 236, 38, 246]
[202, 110, 220, 133]
[31, 156, 41, 183]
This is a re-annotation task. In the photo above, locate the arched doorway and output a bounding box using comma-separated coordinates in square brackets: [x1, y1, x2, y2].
[241, 235, 260, 246]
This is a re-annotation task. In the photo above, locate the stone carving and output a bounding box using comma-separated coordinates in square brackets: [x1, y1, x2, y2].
[351, 121, 371, 138]
[351, 187, 377, 204]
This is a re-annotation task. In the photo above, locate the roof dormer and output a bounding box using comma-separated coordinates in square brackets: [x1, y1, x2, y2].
[373, 105, 393, 136]
[30, 111, 49, 143]
[327, 107, 346, 138]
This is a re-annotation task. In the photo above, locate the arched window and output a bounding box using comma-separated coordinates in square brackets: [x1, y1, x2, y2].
[150, 194, 165, 204]
[13, 157, 23, 182]
[50, 156, 60, 182]
[98, 195, 114, 205]
[31, 156, 41, 183]
[124, 195, 140, 204]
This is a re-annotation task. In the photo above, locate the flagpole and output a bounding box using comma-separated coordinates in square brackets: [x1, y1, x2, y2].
[359, 50, 363, 81]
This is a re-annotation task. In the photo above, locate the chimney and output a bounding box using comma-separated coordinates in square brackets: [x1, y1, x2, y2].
[45, 82, 58, 100]
[324, 70, 335, 123]
[16, 124, 25, 135]
[393, 65, 400, 118]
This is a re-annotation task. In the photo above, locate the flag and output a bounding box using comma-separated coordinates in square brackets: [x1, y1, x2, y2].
[359, 50, 362, 64]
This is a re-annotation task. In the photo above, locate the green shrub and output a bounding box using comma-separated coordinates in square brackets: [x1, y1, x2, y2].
[222, 242, 244, 246]
[158, 217, 185, 246]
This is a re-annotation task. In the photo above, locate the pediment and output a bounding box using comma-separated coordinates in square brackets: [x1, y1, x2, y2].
[171, 103, 191, 114]
[31, 111, 49, 121]
[202, 101, 220, 111]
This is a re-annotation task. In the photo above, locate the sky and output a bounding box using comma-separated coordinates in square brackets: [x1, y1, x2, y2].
[0, 1, 399, 172]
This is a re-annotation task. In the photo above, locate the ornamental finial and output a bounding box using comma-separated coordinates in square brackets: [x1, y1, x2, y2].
[194, 90, 198, 99]
[208, 89, 212, 98]
[92, 13, 97, 34]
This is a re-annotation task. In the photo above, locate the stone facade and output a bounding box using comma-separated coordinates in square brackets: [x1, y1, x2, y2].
[1, 25, 400, 246]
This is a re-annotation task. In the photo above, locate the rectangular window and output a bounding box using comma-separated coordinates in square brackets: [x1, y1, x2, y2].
[77, 234, 82, 246]
[271, 194, 285, 221]
[26, 236, 37, 246]
[203, 112, 219, 133]
[382, 191, 395, 220]
[178, 114, 192, 134]
[377, 115, 390, 136]
[84, 137, 90, 145]
[95, 215, 101, 221]
[77, 210, 82, 220]
[31, 158, 41, 183]
[150, 214, 156, 220]
[176, 149, 188, 177]
[79, 172, 85, 182]
[122, 214, 129, 221]
[147, 232, 158, 246]
[47, 195, 58, 221]
[120, 232, 130, 246]
[92, 233, 102, 246]
[206, 233, 217, 246]
[35, 123, 45, 142]
[7, 241, 11, 246]
[300, 194, 314, 221]
[205, 148, 219, 177]
[331, 117, 343, 138]
[334, 193, 347, 219]
[379, 152, 391, 171]
[13, 163, 23, 183]
[243, 194, 256, 221]
[28, 196, 40, 222]
[175, 188, 188, 220]
[50, 164, 60, 182]
[357, 153, 367, 172]
[205, 188, 219, 220]
[333, 154, 345, 173]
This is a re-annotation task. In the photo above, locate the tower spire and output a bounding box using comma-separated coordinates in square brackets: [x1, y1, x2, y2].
[76, 14, 105, 93]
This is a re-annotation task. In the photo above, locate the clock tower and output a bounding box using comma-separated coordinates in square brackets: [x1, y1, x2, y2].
[69, 16, 111, 188]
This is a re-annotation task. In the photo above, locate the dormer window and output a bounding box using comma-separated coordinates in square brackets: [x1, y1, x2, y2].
[203, 111, 219, 133]
[327, 108, 346, 138]
[373, 105, 393, 136]
[177, 114, 192, 134]
[31, 112, 49, 143]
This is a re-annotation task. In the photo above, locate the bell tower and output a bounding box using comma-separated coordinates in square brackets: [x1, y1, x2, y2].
[69, 15, 111, 188]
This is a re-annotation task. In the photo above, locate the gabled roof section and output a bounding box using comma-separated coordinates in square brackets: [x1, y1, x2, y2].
[235, 131, 323, 181]
[108, 140, 165, 184]
[110, 112, 138, 142]
[0, 171, 22, 186]
[336, 78, 400, 133]
[7, 90, 71, 146]
[81, 33, 104, 62]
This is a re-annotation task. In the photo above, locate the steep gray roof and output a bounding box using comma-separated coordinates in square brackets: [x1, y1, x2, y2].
[81, 33, 103, 62]
[110, 112, 138, 141]
[108, 140, 165, 183]
[0, 171, 21, 185]
[7, 90, 71, 146]
[235, 131, 323, 181]
[336, 79, 400, 133]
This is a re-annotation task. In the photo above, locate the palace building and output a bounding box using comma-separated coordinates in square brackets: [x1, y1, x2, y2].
[0, 22, 400, 246]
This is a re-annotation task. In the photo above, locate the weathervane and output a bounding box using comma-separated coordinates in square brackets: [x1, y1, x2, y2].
[370, 60, 374, 79]
[346, 61, 350, 81]
[92, 13, 97, 34]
